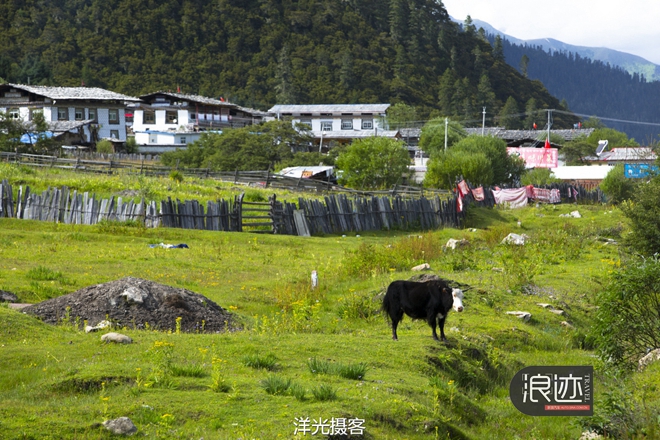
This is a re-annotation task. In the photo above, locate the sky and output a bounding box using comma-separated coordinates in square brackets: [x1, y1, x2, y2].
[442, 0, 660, 65]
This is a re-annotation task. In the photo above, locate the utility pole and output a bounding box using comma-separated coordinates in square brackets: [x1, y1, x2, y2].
[482, 107, 486, 136]
[547, 109, 553, 140]
[444, 117, 448, 151]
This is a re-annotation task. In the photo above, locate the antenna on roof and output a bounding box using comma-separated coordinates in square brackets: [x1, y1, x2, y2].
[596, 140, 608, 156]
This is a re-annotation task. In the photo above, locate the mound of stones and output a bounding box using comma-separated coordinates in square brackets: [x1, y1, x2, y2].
[22, 277, 238, 333]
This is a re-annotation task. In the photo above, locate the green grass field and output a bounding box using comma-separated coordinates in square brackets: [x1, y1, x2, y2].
[0, 166, 658, 439]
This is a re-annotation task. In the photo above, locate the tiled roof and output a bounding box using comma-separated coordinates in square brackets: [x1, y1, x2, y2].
[269, 104, 390, 114]
[140, 91, 269, 116]
[310, 129, 400, 139]
[398, 127, 594, 142]
[600, 147, 656, 161]
[4, 84, 141, 102]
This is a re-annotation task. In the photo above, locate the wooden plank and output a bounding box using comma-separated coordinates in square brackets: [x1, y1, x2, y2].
[293, 209, 311, 237]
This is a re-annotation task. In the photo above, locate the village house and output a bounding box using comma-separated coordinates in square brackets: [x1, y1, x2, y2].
[267, 104, 400, 152]
[0, 83, 140, 148]
[131, 91, 269, 153]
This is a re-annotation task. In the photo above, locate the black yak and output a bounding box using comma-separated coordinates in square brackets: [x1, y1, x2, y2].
[382, 279, 464, 341]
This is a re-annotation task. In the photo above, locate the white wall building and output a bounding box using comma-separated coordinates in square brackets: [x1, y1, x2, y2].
[267, 104, 398, 151]
[132, 91, 268, 154]
[0, 84, 140, 146]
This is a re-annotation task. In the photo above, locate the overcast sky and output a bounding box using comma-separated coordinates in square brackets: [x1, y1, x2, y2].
[442, 0, 660, 65]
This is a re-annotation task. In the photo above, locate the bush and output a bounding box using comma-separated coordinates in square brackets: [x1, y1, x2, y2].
[620, 177, 660, 256]
[599, 164, 637, 204]
[593, 255, 660, 368]
[96, 139, 114, 154]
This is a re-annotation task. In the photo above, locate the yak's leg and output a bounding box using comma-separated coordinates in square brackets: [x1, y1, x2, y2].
[428, 315, 440, 341]
[438, 315, 448, 342]
[391, 310, 403, 340]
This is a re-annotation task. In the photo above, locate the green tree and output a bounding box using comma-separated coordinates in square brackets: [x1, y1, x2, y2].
[0, 110, 57, 154]
[425, 149, 492, 188]
[582, 116, 606, 129]
[386, 103, 418, 130]
[161, 120, 309, 171]
[424, 135, 525, 189]
[561, 135, 596, 165]
[335, 137, 410, 190]
[523, 98, 539, 130]
[620, 176, 660, 256]
[96, 139, 114, 154]
[593, 255, 660, 368]
[519, 54, 529, 78]
[520, 168, 561, 186]
[498, 96, 522, 129]
[600, 164, 637, 204]
[587, 128, 639, 148]
[418, 117, 466, 156]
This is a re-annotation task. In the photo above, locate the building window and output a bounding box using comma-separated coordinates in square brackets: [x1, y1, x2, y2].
[108, 109, 119, 124]
[58, 107, 68, 121]
[88, 108, 97, 122]
[110, 130, 119, 139]
[362, 119, 373, 130]
[166, 111, 177, 124]
[144, 111, 155, 124]
[29, 109, 42, 121]
[341, 119, 353, 130]
[299, 118, 312, 128]
[180, 137, 187, 144]
[8, 108, 19, 119]
[321, 120, 333, 131]
[75, 108, 84, 121]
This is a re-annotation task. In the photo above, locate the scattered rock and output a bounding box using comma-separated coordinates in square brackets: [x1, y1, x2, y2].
[101, 332, 133, 344]
[560, 210, 582, 218]
[411, 263, 431, 271]
[506, 311, 531, 322]
[560, 321, 575, 329]
[638, 348, 660, 371]
[491, 267, 504, 272]
[85, 320, 113, 333]
[22, 277, 238, 333]
[444, 238, 469, 250]
[579, 430, 603, 440]
[537, 303, 554, 309]
[468, 228, 477, 232]
[0, 290, 18, 303]
[549, 309, 566, 316]
[501, 233, 529, 245]
[103, 417, 137, 435]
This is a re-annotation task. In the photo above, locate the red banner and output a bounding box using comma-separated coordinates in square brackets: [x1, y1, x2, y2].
[507, 147, 558, 168]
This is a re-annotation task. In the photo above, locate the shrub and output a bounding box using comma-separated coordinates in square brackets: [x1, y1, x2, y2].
[307, 357, 334, 375]
[96, 139, 114, 154]
[335, 362, 367, 380]
[620, 177, 660, 256]
[593, 255, 660, 368]
[600, 164, 637, 204]
[260, 375, 291, 395]
[311, 384, 337, 401]
[242, 354, 278, 371]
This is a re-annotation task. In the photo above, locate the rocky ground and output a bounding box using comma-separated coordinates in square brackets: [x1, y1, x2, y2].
[21, 277, 238, 333]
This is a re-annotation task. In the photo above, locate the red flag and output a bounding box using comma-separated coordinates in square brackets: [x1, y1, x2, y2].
[533, 122, 537, 130]
[544, 137, 551, 149]
[177, 85, 181, 93]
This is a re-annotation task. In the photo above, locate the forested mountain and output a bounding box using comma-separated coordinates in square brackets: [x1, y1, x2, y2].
[500, 39, 660, 143]
[0, 0, 575, 127]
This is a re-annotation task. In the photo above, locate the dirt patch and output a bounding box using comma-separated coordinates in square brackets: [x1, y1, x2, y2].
[22, 277, 238, 333]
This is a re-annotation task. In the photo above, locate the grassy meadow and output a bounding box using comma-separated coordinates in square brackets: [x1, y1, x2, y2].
[0, 166, 658, 439]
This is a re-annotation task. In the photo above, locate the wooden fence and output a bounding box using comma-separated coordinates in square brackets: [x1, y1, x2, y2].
[0, 179, 462, 235]
[0, 152, 449, 198]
